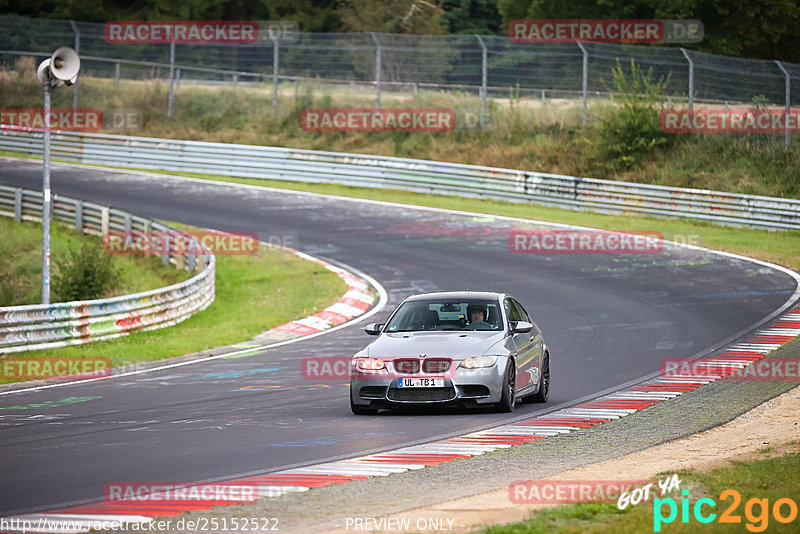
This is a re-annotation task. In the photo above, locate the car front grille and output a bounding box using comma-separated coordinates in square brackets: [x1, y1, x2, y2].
[393, 358, 452, 375]
[394, 359, 420, 374]
[388, 387, 456, 402]
[423, 358, 451, 373]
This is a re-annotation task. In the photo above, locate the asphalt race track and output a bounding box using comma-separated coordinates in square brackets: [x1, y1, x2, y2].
[1, 158, 797, 516]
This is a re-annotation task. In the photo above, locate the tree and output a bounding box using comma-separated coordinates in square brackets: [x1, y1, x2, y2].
[496, 0, 800, 62]
[336, 0, 446, 34]
[441, 0, 503, 34]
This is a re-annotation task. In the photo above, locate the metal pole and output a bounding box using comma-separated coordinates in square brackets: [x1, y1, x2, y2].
[371, 32, 381, 108]
[476, 35, 487, 120]
[681, 48, 694, 114]
[41, 82, 52, 304]
[115, 62, 120, 84]
[776, 60, 791, 150]
[167, 39, 175, 118]
[576, 42, 588, 124]
[272, 36, 279, 113]
[69, 20, 80, 109]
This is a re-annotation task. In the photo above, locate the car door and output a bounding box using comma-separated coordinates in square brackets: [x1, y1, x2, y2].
[504, 298, 536, 392]
[513, 298, 544, 394]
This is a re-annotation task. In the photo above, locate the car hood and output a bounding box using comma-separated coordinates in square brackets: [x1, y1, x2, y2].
[364, 331, 505, 359]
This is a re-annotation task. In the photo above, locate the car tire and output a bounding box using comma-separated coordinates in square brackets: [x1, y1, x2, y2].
[495, 359, 516, 413]
[528, 353, 550, 403]
[350, 394, 379, 415]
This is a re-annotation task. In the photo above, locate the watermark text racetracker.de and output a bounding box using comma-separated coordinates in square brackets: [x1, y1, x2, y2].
[302, 356, 459, 381]
[509, 19, 703, 44]
[662, 357, 800, 381]
[104, 481, 258, 505]
[103, 230, 262, 256]
[1, 357, 111, 381]
[1, 108, 143, 132]
[0, 516, 279, 533]
[103, 19, 298, 44]
[509, 479, 654, 504]
[301, 108, 455, 133]
[300, 108, 493, 133]
[509, 229, 663, 254]
[661, 108, 800, 133]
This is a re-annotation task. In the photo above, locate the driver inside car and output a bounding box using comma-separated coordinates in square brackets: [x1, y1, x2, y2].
[467, 303, 488, 326]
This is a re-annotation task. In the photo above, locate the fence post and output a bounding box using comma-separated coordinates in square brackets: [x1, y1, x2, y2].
[75, 199, 83, 232]
[272, 34, 280, 113]
[161, 233, 170, 266]
[69, 20, 80, 109]
[14, 188, 22, 222]
[122, 213, 132, 248]
[680, 48, 694, 114]
[475, 35, 488, 121]
[101, 207, 109, 236]
[576, 42, 588, 124]
[776, 60, 791, 150]
[371, 32, 381, 108]
[167, 39, 175, 118]
[115, 62, 120, 84]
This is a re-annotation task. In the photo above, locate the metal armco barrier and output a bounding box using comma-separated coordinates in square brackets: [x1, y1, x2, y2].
[1, 130, 799, 230]
[0, 183, 215, 354]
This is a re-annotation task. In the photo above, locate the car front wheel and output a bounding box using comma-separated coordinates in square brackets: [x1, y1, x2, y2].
[528, 353, 550, 403]
[350, 389, 379, 415]
[495, 359, 516, 413]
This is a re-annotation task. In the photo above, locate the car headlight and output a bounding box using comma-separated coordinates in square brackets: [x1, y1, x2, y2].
[459, 355, 498, 369]
[354, 357, 387, 372]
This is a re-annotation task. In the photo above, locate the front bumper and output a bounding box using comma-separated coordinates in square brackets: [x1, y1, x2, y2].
[350, 358, 508, 408]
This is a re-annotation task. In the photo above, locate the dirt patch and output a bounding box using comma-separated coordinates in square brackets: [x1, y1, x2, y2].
[321, 384, 800, 533]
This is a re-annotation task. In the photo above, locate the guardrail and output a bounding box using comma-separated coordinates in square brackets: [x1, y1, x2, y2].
[0, 183, 215, 354]
[1, 130, 799, 230]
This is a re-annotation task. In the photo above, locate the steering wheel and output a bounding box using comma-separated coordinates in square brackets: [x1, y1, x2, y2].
[468, 321, 493, 331]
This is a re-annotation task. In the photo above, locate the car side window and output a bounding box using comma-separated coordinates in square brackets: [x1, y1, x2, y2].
[512, 299, 531, 322]
[504, 298, 523, 324]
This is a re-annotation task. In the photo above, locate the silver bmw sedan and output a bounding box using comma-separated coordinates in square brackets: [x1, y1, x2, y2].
[350, 291, 550, 414]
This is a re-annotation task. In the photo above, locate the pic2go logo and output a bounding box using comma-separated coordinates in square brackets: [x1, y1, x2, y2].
[654, 489, 799, 532]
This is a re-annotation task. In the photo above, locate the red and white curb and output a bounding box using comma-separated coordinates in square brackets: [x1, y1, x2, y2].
[259, 250, 377, 341]
[6, 306, 799, 533]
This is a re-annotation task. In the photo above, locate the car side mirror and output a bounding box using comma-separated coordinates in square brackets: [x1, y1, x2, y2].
[511, 321, 533, 334]
[364, 322, 384, 335]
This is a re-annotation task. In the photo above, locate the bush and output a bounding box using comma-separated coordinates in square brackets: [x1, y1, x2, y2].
[594, 60, 675, 172]
[53, 240, 121, 302]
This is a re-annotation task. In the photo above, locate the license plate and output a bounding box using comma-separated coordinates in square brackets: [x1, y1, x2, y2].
[398, 378, 444, 388]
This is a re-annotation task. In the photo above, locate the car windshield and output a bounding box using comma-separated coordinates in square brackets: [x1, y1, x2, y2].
[384, 299, 503, 332]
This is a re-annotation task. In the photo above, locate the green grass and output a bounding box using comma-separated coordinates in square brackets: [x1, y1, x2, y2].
[476, 444, 800, 533]
[0, 216, 188, 306]
[3, 243, 346, 381]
